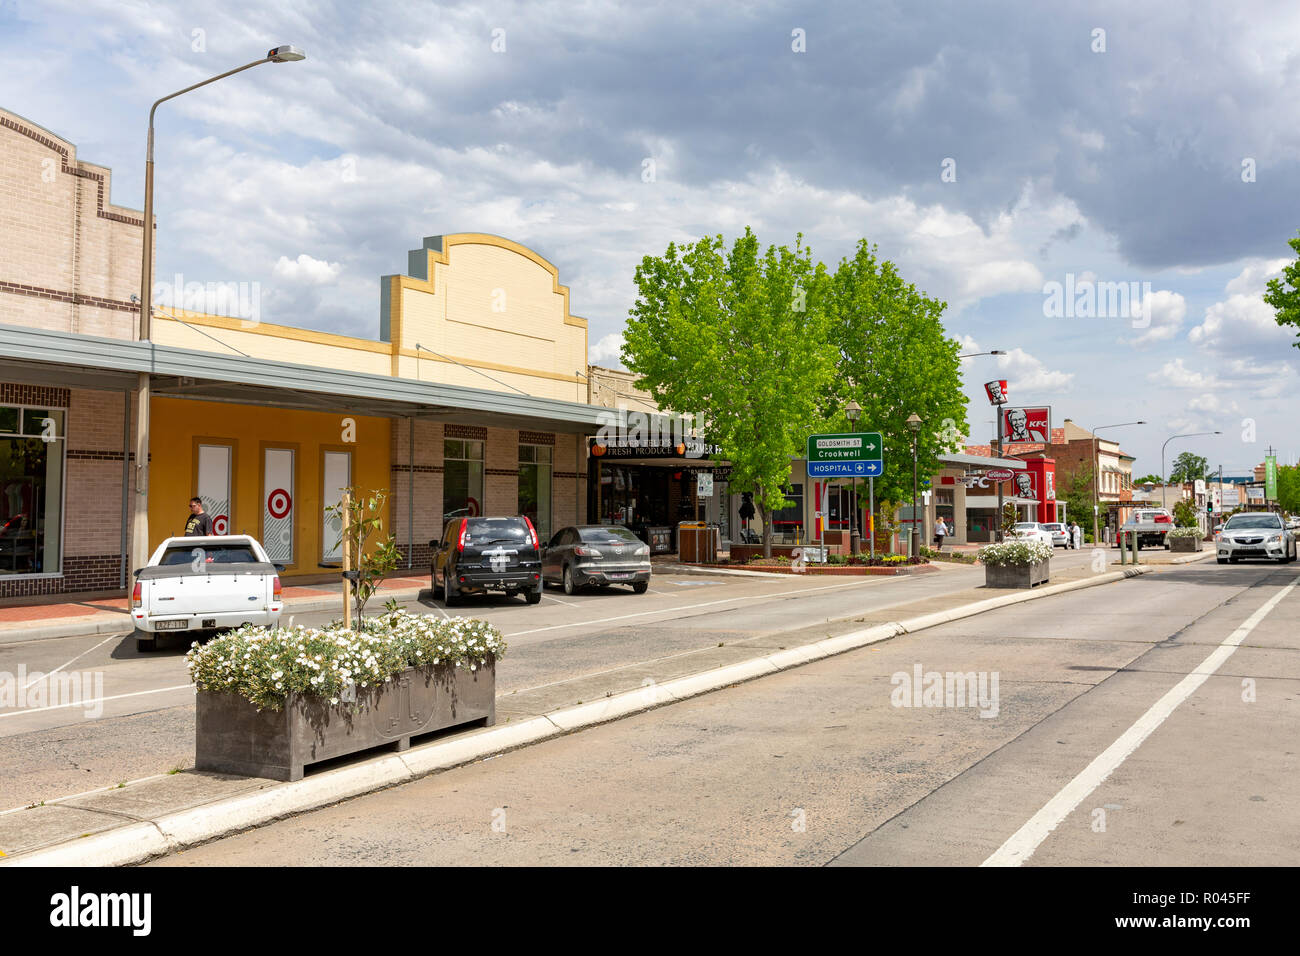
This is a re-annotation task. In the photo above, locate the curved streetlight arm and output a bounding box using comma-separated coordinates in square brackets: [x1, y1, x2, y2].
[1160, 430, 1221, 509]
[147, 57, 273, 160]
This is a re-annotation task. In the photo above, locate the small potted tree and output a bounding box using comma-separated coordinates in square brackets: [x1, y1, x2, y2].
[1168, 498, 1203, 552]
[979, 506, 1052, 587]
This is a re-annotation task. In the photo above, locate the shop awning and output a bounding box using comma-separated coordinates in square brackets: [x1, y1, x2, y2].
[939, 452, 1027, 470]
[0, 323, 606, 433]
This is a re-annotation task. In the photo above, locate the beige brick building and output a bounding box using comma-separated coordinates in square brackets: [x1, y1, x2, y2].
[1, 106, 609, 599]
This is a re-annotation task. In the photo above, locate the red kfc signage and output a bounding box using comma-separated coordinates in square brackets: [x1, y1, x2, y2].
[1001, 406, 1052, 443]
[984, 380, 1008, 405]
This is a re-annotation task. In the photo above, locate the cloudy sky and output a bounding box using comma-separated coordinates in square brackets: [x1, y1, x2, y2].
[3, 0, 1298, 476]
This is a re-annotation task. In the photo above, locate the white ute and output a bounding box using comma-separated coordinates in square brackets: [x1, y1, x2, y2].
[131, 535, 283, 652]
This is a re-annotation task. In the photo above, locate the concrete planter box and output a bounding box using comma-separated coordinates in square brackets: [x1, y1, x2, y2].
[196, 660, 495, 781]
[984, 559, 1050, 588]
[1168, 536, 1202, 553]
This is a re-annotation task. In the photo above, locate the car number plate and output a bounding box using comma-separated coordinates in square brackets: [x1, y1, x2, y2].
[610, 572, 633, 580]
[202, 618, 217, 628]
[155, 619, 188, 630]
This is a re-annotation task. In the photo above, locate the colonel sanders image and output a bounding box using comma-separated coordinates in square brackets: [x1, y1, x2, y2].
[984, 380, 1007, 405]
[1006, 407, 1032, 442]
[1014, 472, 1035, 498]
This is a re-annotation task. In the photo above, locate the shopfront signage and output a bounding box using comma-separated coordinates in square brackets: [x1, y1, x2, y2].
[1000, 406, 1052, 443]
[590, 438, 721, 459]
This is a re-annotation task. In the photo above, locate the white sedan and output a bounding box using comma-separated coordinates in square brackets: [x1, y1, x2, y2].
[1008, 522, 1055, 547]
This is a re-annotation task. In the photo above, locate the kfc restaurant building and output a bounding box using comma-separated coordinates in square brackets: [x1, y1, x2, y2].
[931, 453, 1063, 544]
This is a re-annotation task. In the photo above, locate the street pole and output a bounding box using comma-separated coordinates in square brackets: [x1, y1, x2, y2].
[868, 476, 875, 558]
[911, 435, 919, 558]
[130, 46, 305, 574]
[1092, 433, 1100, 545]
[996, 410, 1005, 542]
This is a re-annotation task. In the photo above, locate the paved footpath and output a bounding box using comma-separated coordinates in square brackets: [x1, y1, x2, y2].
[144, 561, 1297, 867]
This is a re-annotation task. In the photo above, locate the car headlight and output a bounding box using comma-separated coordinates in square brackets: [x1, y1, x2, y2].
[1266, 533, 1282, 543]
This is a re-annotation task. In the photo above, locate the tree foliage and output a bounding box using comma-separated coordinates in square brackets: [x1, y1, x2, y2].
[1263, 230, 1300, 349]
[623, 230, 968, 558]
[1169, 452, 1208, 483]
[623, 228, 835, 556]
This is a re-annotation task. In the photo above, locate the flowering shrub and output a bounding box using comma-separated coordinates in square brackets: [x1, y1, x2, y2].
[978, 540, 1053, 567]
[186, 611, 506, 712]
[1167, 526, 1203, 538]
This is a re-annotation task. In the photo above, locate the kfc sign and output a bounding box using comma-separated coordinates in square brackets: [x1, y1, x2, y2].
[1001, 406, 1052, 443]
[1012, 470, 1036, 499]
[984, 380, 1008, 405]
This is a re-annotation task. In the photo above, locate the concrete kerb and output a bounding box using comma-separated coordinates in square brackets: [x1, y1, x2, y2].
[2, 563, 1151, 868]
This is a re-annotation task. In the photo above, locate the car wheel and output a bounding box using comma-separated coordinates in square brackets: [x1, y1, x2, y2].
[1217, 558, 1227, 565]
[563, 564, 576, 596]
[136, 635, 157, 653]
[632, 581, 648, 594]
[444, 575, 461, 607]
[525, 585, 542, 605]
[432, 570, 444, 601]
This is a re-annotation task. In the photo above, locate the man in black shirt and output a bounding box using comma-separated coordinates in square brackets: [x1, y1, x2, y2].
[184, 497, 212, 536]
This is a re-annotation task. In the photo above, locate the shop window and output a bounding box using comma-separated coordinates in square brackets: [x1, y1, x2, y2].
[262, 448, 295, 565]
[518, 444, 552, 541]
[444, 438, 484, 524]
[0, 406, 65, 575]
[321, 450, 352, 564]
[770, 484, 804, 541]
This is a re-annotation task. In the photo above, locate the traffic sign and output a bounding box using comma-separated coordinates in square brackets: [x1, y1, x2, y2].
[808, 460, 882, 477]
[806, 432, 883, 477]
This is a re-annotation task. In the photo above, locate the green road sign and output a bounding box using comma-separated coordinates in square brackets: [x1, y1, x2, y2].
[807, 432, 882, 463]
[1265, 455, 1278, 500]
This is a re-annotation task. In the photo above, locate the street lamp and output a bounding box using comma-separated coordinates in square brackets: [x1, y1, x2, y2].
[958, 350, 1006, 358]
[1088, 421, 1145, 544]
[1161, 431, 1222, 509]
[907, 413, 922, 558]
[131, 45, 306, 571]
[846, 400, 862, 554]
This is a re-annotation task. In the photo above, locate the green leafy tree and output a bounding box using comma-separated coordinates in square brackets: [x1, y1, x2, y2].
[820, 240, 968, 507]
[1133, 473, 1163, 486]
[1276, 463, 1300, 514]
[1059, 466, 1095, 528]
[1172, 498, 1198, 528]
[1263, 230, 1300, 349]
[623, 228, 836, 557]
[325, 488, 402, 629]
[1168, 452, 1208, 483]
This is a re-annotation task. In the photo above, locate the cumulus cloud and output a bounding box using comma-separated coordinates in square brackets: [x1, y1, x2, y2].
[273, 254, 343, 285]
[1126, 289, 1187, 346]
[1149, 358, 1225, 389]
[589, 332, 626, 367]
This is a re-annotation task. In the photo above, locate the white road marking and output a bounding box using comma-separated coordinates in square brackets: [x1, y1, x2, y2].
[543, 595, 581, 608]
[0, 683, 196, 719]
[981, 577, 1298, 867]
[503, 579, 872, 638]
[22, 633, 119, 690]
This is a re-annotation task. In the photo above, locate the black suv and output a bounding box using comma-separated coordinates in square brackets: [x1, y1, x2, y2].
[432, 515, 543, 606]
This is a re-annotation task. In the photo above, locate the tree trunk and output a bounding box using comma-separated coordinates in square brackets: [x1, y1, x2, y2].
[757, 502, 773, 558]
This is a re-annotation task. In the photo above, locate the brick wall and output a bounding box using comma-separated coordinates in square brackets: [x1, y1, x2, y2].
[484, 426, 519, 515]
[0, 108, 148, 339]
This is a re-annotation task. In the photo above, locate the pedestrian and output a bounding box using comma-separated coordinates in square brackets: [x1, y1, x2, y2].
[934, 516, 948, 551]
[184, 496, 212, 537]
[1070, 520, 1082, 550]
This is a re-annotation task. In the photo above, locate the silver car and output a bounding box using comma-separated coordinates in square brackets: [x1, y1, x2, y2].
[1216, 512, 1296, 564]
[1040, 522, 1069, 548]
[543, 524, 652, 594]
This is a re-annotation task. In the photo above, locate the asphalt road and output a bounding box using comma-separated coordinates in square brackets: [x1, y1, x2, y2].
[1, 557, 1010, 807]
[147, 559, 1299, 866]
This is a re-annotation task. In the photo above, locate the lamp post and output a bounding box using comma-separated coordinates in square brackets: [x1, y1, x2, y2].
[907, 413, 922, 558]
[958, 350, 1006, 358]
[1161, 431, 1222, 509]
[846, 400, 862, 554]
[1088, 420, 1145, 544]
[131, 46, 306, 572]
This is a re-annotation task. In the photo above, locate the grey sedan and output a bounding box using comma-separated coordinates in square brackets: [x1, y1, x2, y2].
[1216, 512, 1297, 564]
[543, 525, 652, 594]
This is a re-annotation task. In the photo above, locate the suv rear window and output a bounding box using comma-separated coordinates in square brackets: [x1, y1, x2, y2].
[579, 526, 641, 544]
[463, 518, 532, 546]
[160, 544, 258, 565]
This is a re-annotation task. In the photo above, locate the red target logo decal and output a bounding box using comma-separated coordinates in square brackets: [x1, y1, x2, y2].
[267, 489, 292, 519]
[466, 496, 480, 517]
[213, 514, 229, 535]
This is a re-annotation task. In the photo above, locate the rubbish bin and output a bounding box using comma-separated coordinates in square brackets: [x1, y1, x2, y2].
[677, 522, 720, 564]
